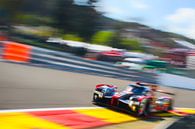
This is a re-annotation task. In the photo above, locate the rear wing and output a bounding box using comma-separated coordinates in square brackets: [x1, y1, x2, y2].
[95, 84, 117, 89]
[156, 90, 175, 95]
[136, 82, 175, 95]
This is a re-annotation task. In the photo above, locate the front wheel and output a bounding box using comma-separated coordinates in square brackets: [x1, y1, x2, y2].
[136, 99, 151, 116]
[93, 94, 100, 102]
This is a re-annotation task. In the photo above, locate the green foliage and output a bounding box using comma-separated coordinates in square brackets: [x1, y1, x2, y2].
[15, 14, 53, 25]
[91, 31, 115, 46]
[62, 34, 83, 41]
[121, 38, 143, 51]
[13, 26, 58, 37]
[91, 31, 144, 51]
[0, 0, 25, 24]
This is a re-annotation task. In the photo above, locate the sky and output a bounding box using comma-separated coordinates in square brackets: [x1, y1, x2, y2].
[75, 0, 195, 39]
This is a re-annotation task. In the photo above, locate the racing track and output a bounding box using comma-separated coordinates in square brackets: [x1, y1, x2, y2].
[0, 61, 195, 109]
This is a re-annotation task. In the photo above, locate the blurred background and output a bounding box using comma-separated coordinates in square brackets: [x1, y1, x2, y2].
[0, 0, 195, 103]
[1, 0, 195, 77]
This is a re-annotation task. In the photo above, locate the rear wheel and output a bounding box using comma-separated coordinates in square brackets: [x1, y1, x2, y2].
[165, 100, 173, 111]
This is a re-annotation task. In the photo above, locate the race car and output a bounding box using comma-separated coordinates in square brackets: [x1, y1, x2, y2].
[92, 82, 174, 116]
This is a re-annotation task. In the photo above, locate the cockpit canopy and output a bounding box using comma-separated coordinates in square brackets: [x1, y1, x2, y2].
[128, 84, 150, 95]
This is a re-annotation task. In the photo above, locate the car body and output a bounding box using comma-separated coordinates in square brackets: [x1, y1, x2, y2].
[93, 82, 174, 116]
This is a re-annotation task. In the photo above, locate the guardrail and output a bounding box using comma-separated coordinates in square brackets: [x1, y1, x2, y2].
[0, 41, 157, 83]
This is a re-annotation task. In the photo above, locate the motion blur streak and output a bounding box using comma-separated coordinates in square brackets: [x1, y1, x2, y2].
[174, 108, 195, 114]
[75, 108, 138, 123]
[0, 112, 69, 129]
[1, 107, 195, 129]
[0, 108, 137, 129]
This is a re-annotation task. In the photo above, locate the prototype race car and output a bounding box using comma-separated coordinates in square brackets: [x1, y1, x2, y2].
[93, 82, 174, 116]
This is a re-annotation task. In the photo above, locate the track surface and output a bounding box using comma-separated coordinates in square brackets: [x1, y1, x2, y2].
[0, 62, 195, 109]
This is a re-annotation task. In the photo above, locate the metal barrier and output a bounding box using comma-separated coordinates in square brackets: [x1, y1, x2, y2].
[0, 41, 157, 83]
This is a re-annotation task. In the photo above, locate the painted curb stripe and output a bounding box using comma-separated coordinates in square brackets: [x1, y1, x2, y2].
[1, 107, 195, 129]
[29, 110, 110, 129]
[0, 112, 70, 129]
[154, 108, 195, 117]
[174, 108, 195, 114]
[75, 108, 138, 123]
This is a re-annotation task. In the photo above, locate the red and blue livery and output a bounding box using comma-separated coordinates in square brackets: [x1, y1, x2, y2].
[93, 82, 174, 116]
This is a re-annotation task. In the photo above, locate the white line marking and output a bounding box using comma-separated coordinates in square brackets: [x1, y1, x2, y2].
[175, 107, 195, 110]
[0, 106, 194, 113]
[0, 107, 103, 113]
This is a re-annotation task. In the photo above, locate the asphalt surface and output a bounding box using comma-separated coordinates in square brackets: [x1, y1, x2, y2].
[167, 115, 195, 129]
[0, 62, 195, 109]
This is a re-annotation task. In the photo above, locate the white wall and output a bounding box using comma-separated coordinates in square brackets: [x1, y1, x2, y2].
[158, 73, 195, 89]
[187, 56, 195, 69]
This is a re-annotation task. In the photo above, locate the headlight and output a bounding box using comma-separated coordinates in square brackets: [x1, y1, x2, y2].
[133, 101, 140, 105]
[129, 101, 140, 106]
[156, 100, 166, 105]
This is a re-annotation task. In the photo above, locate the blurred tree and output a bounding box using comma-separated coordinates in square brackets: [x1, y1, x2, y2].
[53, 0, 74, 31]
[91, 31, 115, 46]
[62, 34, 83, 41]
[87, 0, 98, 5]
[0, 0, 57, 27]
[73, 5, 100, 41]
[53, 0, 100, 41]
[0, 0, 25, 25]
[15, 14, 54, 26]
[121, 38, 143, 51]
[103, 23, 126, 48]
[88, 0, 98, 3]
[0, 0, 101, 41]
[21, 0, 57, 16]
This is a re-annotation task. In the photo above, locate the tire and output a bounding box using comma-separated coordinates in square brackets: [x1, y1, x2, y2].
[93, 94, 100, 102]
[136, 99, 151, 116]
[167, 104, 173, 111]
[165, 100, 173, 111]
